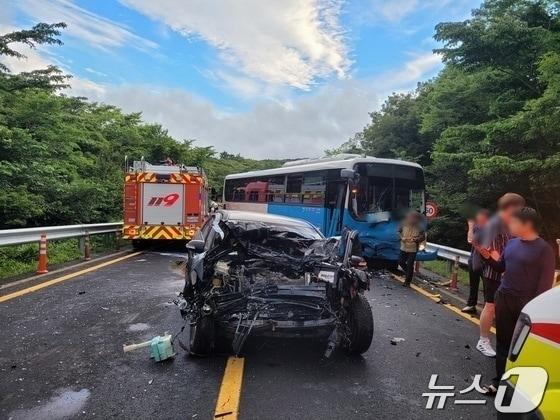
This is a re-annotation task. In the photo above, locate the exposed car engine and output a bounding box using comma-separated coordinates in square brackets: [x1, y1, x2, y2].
[176, 212, 373, 357]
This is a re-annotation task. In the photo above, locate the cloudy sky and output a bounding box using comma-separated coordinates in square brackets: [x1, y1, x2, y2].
[3, 0, 480, 158]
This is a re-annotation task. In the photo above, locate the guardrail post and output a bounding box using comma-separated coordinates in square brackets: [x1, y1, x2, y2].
[414, 261, 421, 274]
[84, 233, 91, 261]
[450, 255, 459, 291]
[37, 234, 48, 274]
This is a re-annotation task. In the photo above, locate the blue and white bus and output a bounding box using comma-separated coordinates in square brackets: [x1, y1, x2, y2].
[223, 154, 435, 264]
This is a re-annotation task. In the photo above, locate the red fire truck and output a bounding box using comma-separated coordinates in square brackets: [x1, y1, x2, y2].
[122, 158, 209, 246]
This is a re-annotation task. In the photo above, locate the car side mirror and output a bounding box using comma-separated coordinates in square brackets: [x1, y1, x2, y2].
[186, 239, 205, 253]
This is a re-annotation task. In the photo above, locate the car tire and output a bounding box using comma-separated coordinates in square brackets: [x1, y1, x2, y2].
[347, 294, 374, 354]
[188, 316, 215, 356]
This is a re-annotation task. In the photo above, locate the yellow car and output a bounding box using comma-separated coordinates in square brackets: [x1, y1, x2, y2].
[503, 286, 559, 419]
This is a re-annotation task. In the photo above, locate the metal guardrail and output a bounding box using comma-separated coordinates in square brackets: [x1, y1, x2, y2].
[426, 242, 470, 266]
[0, 223, 123, 246]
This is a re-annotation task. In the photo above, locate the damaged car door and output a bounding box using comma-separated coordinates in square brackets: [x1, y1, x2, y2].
[176, 211, 373, 357]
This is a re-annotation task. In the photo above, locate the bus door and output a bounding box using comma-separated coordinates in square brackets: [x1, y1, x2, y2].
[325, 179, 347, 237]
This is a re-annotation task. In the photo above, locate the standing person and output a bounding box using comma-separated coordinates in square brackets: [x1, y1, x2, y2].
[398, 211, 426, 287]
[476, 193, 525, 357]
[462, 209, 490, 314]
[479, 207, 555, 394]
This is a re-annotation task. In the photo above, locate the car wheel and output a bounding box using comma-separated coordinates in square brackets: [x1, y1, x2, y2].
[347, 294, 374, 354]
[189, 316, 215, 356]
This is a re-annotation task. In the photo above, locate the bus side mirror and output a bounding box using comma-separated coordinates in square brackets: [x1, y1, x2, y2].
[340, 169, 356, 179]
[341, 169, 359, 187]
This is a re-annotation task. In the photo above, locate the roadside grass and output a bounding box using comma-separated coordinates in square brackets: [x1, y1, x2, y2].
[422, 259, 470, 286]
[0, 234, 120, 280]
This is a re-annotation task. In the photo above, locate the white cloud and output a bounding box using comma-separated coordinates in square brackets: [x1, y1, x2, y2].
[84, 67, 107, 77]
[2, 15, 441, 159]
[120, 0, 350, 90]
[372, 0, 420, 22]
[76, 52, 441, 159]
[89, 81, 374, 159]
[14, 0, 157, 51]
[0, 31, 107, 96]
[377, 52, 441, 90]
[0, 38, 52, 73]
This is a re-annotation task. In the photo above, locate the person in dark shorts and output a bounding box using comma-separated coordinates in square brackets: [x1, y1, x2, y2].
[479, 207, 555, 395]
[462, 209, 490, 314]
[475, 193, 525, 357]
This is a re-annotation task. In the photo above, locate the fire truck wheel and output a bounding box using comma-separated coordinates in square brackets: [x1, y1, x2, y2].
[132, 239, 148, 250]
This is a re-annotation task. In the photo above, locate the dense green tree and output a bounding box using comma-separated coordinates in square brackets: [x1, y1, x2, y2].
[345, 0, 560, 248]
[0, 23, 69, 92]
[0, 25, 282, 228]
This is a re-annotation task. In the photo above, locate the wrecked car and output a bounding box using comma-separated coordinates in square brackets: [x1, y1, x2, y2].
[175, 210, 373, 357]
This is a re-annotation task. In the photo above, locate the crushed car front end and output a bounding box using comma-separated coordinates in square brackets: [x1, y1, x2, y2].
[176, 211, 373, 357]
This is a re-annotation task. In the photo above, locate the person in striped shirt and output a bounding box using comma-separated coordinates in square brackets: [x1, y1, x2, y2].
[474, 193, 525, 357]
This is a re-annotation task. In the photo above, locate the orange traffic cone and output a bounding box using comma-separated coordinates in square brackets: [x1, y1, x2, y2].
[84, 234, 91, 261]
[37, 234, 48, 274]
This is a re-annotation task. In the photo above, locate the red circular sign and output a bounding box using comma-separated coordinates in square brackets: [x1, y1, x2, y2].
[426, 202, 438, 219]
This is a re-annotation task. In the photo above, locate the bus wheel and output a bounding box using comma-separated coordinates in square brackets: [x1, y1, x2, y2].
[367, 258, 398, 271]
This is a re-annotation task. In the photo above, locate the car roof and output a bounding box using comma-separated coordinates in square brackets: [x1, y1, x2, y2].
[218, 210, 321, 230]
[523, 286, 560, 323]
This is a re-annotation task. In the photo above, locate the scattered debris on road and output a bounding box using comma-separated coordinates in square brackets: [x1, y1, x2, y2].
[123, 333, 176, 362]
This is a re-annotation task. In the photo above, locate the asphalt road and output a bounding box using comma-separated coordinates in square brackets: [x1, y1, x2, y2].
[0, 251, 496, 420]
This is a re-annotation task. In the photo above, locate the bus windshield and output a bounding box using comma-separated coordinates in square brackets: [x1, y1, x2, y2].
[353, 163, 425, 217]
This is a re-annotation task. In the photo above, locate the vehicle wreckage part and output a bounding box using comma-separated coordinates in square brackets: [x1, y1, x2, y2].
[346, 295, 374, 354]
[324, 327, 340, 358]
[189, 316, 215, 356]
[181, 213, 374, 356]
[232, 310, 259, 355]
[123, 334, 176, 362]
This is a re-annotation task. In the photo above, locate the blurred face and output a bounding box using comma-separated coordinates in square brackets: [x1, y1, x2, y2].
[405, 213, 417, 224]
[508, 217, 533, 238]
[475, 212, 489, 227]
[500, 204, 524, 223]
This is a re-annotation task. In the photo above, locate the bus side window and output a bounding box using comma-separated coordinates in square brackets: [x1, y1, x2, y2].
[248, 191, 258, 202]
[267, 176, 286, 203]
[302, 173, 326, 205]
[286, 175, 302, 204]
